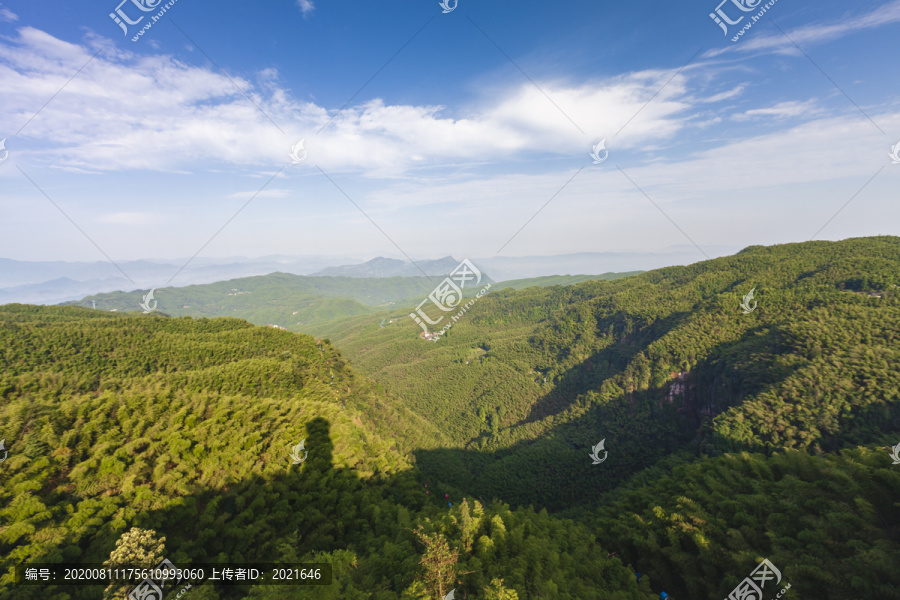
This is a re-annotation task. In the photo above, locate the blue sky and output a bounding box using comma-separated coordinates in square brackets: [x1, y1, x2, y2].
[0, 0, 898, 268]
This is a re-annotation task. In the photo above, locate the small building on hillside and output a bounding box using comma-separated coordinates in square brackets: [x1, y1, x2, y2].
[666, 371, 688, 403]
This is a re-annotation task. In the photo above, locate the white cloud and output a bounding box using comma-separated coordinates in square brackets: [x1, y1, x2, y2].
[0, 27, 698, 176]
[363, 111, 899, 215]
[0, 3, 17, 22]
[296, 0, 315, 18]
[732, 100, 825, 121]
[700, 85, 747, 103]
[0, 26, 896, 210]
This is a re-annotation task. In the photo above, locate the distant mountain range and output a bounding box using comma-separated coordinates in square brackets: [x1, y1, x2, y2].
[0, 255, 359, 305]
[317, 247, 739, 281]
[0, 255, 359, 288]
[64, 270, 638, 331]
[0, 245, 737, 305]
[0, 276, 130, 306]
[313, 256, 474, 278]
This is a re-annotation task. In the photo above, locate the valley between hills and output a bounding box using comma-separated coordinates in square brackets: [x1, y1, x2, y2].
[2, 236, 900, 599]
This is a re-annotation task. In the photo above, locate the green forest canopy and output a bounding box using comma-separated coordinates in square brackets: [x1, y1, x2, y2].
[2, 236, 900, 598]
[66, 272, 638, 333]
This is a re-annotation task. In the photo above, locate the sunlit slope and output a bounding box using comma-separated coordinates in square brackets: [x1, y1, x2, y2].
[0, 305, 654, 600]
[68, 272, 442, 330]
[489, 271, 642, 291]
[67, 272, 637, 334]
[313, 236, 900, 508]
[0, 303, 443, 452]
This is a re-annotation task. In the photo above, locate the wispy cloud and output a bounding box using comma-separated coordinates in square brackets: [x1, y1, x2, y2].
[700, 85, 747, 103]
[0, 3, 17, 22]
[733, 100, 825, 121]
[296, 0, 315, 18]
[705, 0, 900, 57]
[0, 27, 696, 176]
[1, 25, 895, 203]
[364, 111, 899, 215]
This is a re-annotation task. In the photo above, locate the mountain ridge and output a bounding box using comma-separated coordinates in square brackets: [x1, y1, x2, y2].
[312, 256, 489, 279]
[2, 236, 899, 599]
[62, 271, 637, 331]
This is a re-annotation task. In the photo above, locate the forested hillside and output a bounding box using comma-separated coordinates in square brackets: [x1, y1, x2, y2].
[583, 448, 900, 599]
[0, 305, 654, 600]
[489, 272, 642, 292]
[311, 236, 900, 511]
[66, 272, 636, 333]
[68, 272, 439, 330]
[3, 236, 900, 599]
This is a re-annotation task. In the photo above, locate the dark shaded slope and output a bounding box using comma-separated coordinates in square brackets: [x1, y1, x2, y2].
[314, 236, 900, 510]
